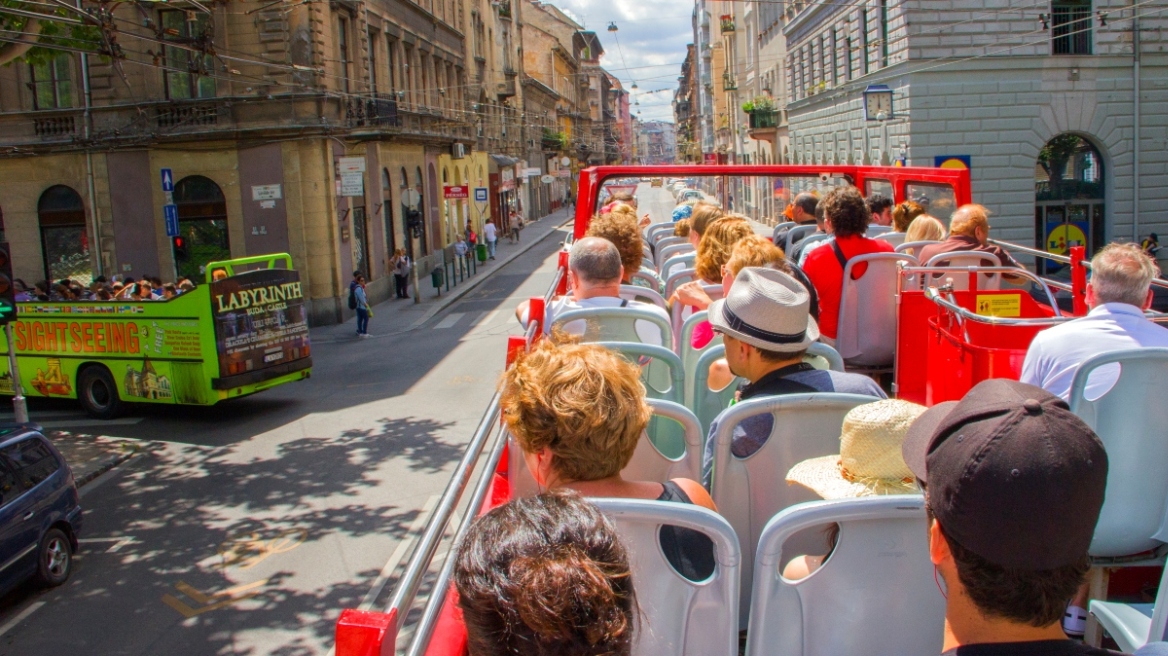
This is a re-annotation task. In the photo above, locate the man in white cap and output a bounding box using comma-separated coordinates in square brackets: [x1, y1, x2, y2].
[701, 267, 885, 486]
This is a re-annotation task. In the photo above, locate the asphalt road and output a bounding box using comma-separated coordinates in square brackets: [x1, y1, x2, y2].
[0, 223, 573, 656]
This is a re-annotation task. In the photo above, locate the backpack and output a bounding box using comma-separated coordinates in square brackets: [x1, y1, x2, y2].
[348, 283, 357, 310]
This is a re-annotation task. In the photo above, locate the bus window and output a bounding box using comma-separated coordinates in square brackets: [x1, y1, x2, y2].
[906, 182, 958, 223]
[865, 179, 894, 201]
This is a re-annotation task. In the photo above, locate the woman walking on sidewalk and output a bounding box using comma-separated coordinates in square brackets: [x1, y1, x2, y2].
[391, 249, 411, 299]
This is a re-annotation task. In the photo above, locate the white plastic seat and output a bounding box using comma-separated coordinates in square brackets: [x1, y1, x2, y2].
[836, 252, 917, 368]
[895, 239, 940, 256]
[593, 498, 741, 656]
[642, 256, 656, 270]
[874, 231, 906, 247]
[646, 222, 677, 243]
[508, 399, 704, 499]
[744, 496, 941, 656]
[657, 242, 695, 268]
[1068, 348, 1168, 559]
[670, 285, 722, 353]
[661, 253, 697, 280]
[632, 270, 663, 291]
[709, 393, 878, 624]
[866, 224, 891, 237]
[679, 311, 724, 407]
[784, 224, 819, 253]
[772, 221, 795, 245]
[923, 251, 1002, 291]
[551, 305, 672, 347]
[656, 235, 688, 253]
[620, 284, 668, 311]
[1090, 564, 1168, 653]
[644, 243, 654, 260]
[597, 341, 684, 405]
[665, 269, 698, 300]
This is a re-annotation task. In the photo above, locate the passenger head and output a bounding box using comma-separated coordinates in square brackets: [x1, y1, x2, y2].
[568, 237, 624, 292]
[212, 269, 228, 281]
[178, 279, 195, 292]
[891, 200, 926, 232]
[688, 201, 724, 247]
[820, 187, 870, 238]
[162, 283, 177, 299]
[948, 204, 991, 244]
[867, 193, 894, 226]
[587, 207, 643, 282]
[501, 340, 651, 484]
[673, 218, 691, 238]
[791, 193, 819, 223]
[695, 215, 753, 283]
[610, 190, 636, 209]
[723, 234, 787, 296]
[455, 490, 637, 656]
[903, 379, 1107, 629]
[1088, 242, 1159, 309]
[905, 214, 946, 244]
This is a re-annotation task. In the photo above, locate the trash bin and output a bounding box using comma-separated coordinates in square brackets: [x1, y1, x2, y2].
[431, 267, 444, 288]
[476, 244, 488, 262]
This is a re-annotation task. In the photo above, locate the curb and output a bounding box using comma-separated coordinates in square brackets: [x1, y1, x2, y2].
[75, 443, 140, 488]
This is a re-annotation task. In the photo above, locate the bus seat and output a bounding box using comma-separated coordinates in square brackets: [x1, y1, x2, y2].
[874, 231, 906, 247]
[680, 311, 723, 407]
[632, 270, 663, 292]
[744, 496, 941, 656]
[661, 253, 696, 281]
[596, 341, 684, 405]
[772, 221, 795, 245]
[593, 498, 741, 656]
[923, 251, 1001, 291]
[709, 393, 877, 626]
[784, 224, 819, 254]
[805, 342, 845, 373]
[671, 285, 722, 354]
[1069, 348, 1168, 559]
[665, 269, 697, 300]
[647, 223, 678, 245]
[895, 240, 940, 257]
[1090, 564, 1168, 653]
[508, 399, 704, 498]
[643, 256, 657, 271]
[836, 253, 917, 368]
[621, 284, 668, 311]
[644, 243, 653, 260]
[551, 306, 672, 348]
[657, 242, 695, 269]
[866, 225, 892, 238]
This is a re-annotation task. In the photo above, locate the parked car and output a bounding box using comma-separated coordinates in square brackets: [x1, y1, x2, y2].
[0, 425, 82, 596]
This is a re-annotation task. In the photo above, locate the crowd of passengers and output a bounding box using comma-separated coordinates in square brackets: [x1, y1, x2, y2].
[13, 273, 206, 302]
[459, 186, 1168, 656]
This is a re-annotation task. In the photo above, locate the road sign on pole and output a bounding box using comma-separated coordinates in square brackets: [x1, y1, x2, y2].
[161, 168, 174, 192]
[164, 204, 180, 237]
[474, 187, 488, 202]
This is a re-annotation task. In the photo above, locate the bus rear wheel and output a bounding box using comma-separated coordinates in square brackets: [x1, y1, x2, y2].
[78, 366, 124, 419]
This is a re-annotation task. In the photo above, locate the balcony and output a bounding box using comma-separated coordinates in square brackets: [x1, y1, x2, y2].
[747, 108, 780, 142]
[495, 0, 511, 18]
[345, 95, 399, 128]
[496, 77, 516, 98]
[720, 15, 735, 33]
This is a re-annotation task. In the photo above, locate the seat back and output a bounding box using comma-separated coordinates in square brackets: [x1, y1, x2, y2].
[662, 253, 697, 280]
[874, 231, 906, 247]
[646, 222, 677, 244]
[597, 341, 684, 405]
[643, 256, 657, 271]
[551, 306, 671, 347]
[805, 342, 845, 372]
[632, 270, 663, 291]
[658, 243, 695, 268]
[671, 285, 723, 354]
[836, 253, 917, 367]
[772, 221, 795, 244]
[866, 225, 891, 238]
[710, 394, 877, 622]
[621, 284, 668, 311]
[784, 224, 819, 253]
[593, 498, 741, 656]
[1069, 348, 1168, 557]
[923, 251, 1002, 291]
[665, 269, 698, 300]
[508, 399, 705, 498]
[744, 496, 942, 656]
[656, 235, 688, 253]
[895, 240, 940, 256]
[680, 311, 723, 407]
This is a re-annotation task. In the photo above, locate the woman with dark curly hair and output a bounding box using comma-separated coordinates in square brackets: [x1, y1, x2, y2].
[455, 491, 638, 656]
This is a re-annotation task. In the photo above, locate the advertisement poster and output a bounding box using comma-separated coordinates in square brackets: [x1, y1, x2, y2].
[211, 268, 310, 379]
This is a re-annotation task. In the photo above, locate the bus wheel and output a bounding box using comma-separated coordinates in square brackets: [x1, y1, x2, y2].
[78, 366, 124, 419]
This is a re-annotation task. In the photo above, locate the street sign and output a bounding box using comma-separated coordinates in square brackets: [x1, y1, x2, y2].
[443, 185, 469, 199]
[164, 204, 179, 237]
[474, 187, 488, 202]
[161, 168, 174, 192]
[340, 172, 364, 197]
[540, 175, 555, 184]
[337, 157, 366, 173]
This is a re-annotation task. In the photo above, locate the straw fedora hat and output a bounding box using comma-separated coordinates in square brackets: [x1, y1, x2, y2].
[707, 267, 818, 353]
[786, 399, 927, 499]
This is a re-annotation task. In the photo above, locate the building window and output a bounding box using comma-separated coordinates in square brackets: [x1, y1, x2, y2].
[30, 54, 73, 110]
[879, 0, 889, 67]
[368, 31, 379, 95]
[386, 37, 398, 94]
[846, 34, 854, 80]
[161, 10, 215, 100]
[860, 8, 869, 75]
[37, 185, 91, 284]
[830, 29, 839, 86]
[173, 175, 230, 280]
[1052, 0, 1092, 55]
[338, 18, 352, 93]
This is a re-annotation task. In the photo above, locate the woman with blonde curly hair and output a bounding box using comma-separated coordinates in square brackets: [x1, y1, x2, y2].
[501, 340, 717, 582]
[694, 215, 754, 284]
[587, 205, 646, 285]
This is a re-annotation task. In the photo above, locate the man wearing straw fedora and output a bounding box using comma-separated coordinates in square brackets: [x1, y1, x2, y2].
[700, 267, 885, 487]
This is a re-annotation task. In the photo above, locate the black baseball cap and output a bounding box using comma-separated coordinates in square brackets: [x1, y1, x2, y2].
[902, 379, 1108, 570]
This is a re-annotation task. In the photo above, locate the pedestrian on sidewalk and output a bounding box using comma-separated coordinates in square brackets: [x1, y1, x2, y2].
[484, 219, 498, 259]
[391, 249, 411, 299]
[351, 271, 370, 337]
[509, 209, 524, 243]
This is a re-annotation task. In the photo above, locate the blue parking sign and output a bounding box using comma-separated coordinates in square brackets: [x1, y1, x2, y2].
[474, 187, 488, 203]
[161, 168, 174, 192]
[164, 204, 179, 237]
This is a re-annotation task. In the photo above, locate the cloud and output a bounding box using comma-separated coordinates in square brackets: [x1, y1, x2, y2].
[549, 0, 690, 122]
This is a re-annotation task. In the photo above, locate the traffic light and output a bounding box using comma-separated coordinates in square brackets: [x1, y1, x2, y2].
[173, 236, 188, 261]
[0, 242, 15, 325]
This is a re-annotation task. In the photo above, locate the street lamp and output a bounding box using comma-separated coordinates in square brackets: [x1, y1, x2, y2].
[607, 22, 618, 32]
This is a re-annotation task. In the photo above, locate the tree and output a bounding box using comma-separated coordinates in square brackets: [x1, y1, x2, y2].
[0, 1, 102, 67]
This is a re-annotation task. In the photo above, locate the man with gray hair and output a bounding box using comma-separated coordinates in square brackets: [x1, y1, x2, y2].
[1022, 242, 1168, 401]
[515, 237, 669, 344]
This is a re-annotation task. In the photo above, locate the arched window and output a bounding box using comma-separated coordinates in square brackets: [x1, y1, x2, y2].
[173, 175, 230, 279]
[1035, 134, 1106, 272]
[38, 185, 91, 283]
[382, 168, 396, 256]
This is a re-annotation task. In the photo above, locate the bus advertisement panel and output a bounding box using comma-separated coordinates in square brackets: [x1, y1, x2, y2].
[211, 268, 310, 383]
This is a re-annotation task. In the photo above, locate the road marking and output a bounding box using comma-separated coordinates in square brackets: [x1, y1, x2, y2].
[0, 601, 45, 638]
[162, 579, 267, 618]
[471, 309, 499, 327]
[78, 537, 137, 553]
[357, 495, 439, 611]
[434, 312, 464, 329]
[215, 529, 306, 570]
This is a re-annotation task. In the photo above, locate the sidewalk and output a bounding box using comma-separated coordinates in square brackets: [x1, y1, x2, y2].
[46, 430, 141, 488]
[311, 206, 574, 342]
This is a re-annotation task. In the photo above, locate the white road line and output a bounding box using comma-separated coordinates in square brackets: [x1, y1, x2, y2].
[471, 309, 498, 327]
[434, 313, 464, 329]
[0, 601, 45, 638]
[77, 537, 137, 553]
[357, 495, 440, 611]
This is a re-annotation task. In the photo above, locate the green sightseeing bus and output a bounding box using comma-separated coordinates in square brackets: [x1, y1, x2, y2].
[1, 253, 313, 418]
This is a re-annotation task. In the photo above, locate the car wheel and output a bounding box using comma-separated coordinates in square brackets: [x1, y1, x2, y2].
[77, 366, 124, 419]
[36, 528, 72, 587]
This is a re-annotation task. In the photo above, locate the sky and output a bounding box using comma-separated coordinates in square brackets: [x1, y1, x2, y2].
[549, 0, 693, 123]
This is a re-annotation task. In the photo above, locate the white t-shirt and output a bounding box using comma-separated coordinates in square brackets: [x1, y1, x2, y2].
[520, 296, 669, 346]
[484, 223, 497, 241]
[1021, 303, 1168, 401]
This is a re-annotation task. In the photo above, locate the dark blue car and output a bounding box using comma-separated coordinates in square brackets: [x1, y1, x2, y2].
[0, 425, 82, 595]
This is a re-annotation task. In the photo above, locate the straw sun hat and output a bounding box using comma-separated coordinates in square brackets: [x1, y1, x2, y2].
[786, 399, 928, 499]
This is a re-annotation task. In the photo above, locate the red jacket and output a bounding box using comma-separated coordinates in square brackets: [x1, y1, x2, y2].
[803, 234, 895, 339]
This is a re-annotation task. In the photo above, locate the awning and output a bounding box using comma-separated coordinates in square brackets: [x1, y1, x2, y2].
[490, 154, 518, 166]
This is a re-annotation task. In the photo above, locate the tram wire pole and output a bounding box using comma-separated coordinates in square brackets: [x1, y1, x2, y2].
[4, 323, 28, 424]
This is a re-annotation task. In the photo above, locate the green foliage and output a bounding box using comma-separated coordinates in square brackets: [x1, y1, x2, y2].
[742, 96, 775, 113]
[0, 0, 102, 67]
